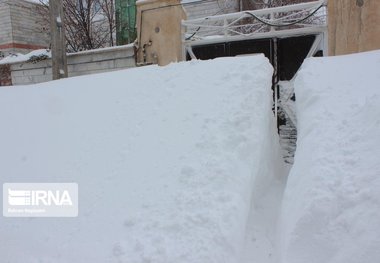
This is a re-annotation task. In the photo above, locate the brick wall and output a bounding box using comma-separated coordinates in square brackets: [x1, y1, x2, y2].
[0, 0, 49, 55]
[0, 64, 12, 86]
[0, 1, 12, 53]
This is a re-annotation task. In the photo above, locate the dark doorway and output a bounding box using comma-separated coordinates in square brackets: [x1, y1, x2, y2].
[187, 35, 320, 81]
[277, 35, 316, 81]
[188, 39, 273, 63]
[187, 35, 322, 130]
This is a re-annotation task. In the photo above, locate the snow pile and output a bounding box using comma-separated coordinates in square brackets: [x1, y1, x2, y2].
[0, 56, 283, 263]
[0, 45, 133, 65]
[0, 49, 50, 65]
[280, 50, 380, 263]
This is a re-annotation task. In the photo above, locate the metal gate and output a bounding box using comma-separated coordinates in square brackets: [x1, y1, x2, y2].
[181, 0, 328, 127]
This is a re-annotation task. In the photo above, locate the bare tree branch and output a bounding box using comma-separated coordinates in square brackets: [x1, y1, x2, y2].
[36, 0, 116, 52]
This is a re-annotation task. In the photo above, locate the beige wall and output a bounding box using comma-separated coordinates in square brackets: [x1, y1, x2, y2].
[328, 0, 380, 55]
[136, 0, 186, 66]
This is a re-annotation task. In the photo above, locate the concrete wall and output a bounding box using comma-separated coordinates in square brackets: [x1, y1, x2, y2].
[136, 0, 187, 66]
[135, 0, 240, 66]
[5, 45, 135, 86]
[0, 0, 49, 55]
[183, 0, 239, 19]
[328, 0, 380, 55]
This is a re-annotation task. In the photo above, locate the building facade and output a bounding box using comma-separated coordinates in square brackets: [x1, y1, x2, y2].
[328, 0, 380, 55]
[183, 0, 239, 19]
[0, 0, 49, 57]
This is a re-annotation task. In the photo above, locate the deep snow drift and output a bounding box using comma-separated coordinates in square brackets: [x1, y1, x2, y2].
[0, 56, 284, 263]
[280, 50, 380, 263]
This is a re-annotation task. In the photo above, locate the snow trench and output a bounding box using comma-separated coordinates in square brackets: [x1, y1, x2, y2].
[2, 49, 379, 263]
[280, 50, 380, 263]
[0, 55, 286, 263]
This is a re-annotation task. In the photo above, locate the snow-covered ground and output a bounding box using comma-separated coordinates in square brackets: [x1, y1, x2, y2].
[0, 55, 285, 263]
[1, 49, 379, 263]
[280, 50, 380, 263]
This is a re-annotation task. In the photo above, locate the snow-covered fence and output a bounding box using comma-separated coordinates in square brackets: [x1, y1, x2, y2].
[0, 45, 135, 86]
[182, 0, 327, 51]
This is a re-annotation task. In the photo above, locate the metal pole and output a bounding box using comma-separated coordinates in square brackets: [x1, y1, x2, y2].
[273, 37, 279, 128]
[50, 0, 68, 80]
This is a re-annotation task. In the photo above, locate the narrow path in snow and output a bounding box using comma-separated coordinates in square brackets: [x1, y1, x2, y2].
[278, 81, 297, 164]
[241, 116, 290, 263]
[242, 177, 288, 263]
[242, 80, 296, 263]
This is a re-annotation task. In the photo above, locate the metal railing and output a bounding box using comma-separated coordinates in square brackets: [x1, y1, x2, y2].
[182, 0, 327, 48]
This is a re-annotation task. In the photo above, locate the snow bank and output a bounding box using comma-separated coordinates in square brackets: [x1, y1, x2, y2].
[0, 49, 50, 65]
[0, 56, 281, 263]
[0, 46, 134, 65]
[280, 50, 380, 263]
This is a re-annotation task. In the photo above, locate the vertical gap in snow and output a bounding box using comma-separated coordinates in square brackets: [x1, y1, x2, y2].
[242, 114, 289, 263]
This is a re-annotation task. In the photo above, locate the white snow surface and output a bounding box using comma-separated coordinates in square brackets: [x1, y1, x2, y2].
[0, 49, 50, 65]
[280, 50, 380, 263]
[0, 45, 133, 65]
[0, 56, 285, 263]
